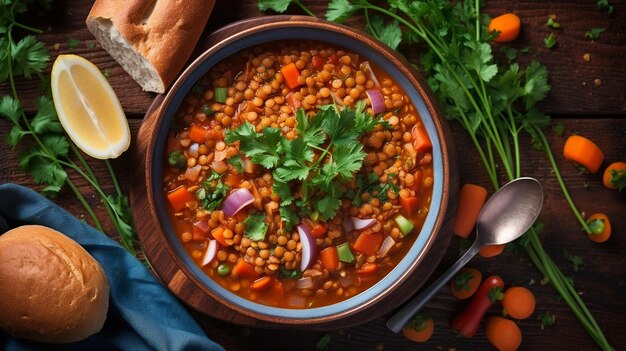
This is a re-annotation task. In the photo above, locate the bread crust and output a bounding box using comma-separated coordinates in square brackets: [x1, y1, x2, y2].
[0, 225, 109, 343]
[87, 0, 216, 93]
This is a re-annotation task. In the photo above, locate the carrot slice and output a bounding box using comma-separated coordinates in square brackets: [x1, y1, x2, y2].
[479, 244, 505, 258]
[587, 213, 611, 243]
[251, 276, 273, 291]
[311, 223, 327, 238]
[488, 13, 521, 43]
[453, 184, 488, 238]
[412, 170, 423, 192]
[411, 125, 432, 152]
[400, 196, 419, 218]
[281, 62, 302, 90]
[563, 135, 605, 173]
[356, 262, 379, 275]
[232, 258, 258, 279]
[319, 246, 339, 271]
[189, 124, 208, 143]
[167, 186, 194, 212]
[603, 162, 626, 190]
[353, 230, 383, 256]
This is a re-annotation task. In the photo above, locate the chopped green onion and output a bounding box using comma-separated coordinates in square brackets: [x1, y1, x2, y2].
[168, 150, 186, 169]
[395, 215, 414, 236]
[217, 264, 231, 276]
[201, 104, 213, 116]
[337, 242, 355, 263]
[214, 87, 228, 103]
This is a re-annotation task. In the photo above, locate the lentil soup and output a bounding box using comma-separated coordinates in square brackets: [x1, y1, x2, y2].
[162, 41, 434, 309]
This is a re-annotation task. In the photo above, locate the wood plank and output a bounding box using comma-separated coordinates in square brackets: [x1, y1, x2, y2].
[1, 0, 624, 115]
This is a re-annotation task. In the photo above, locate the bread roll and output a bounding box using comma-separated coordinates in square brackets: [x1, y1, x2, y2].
[0, 225, 109, 343]
[86, 0, 216, 93]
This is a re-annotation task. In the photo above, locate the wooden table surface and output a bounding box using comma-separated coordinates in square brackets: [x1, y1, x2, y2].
[1, 1, 625, 350]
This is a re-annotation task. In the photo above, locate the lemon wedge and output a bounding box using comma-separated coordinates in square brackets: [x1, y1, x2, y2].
[51, 54, 130, 159]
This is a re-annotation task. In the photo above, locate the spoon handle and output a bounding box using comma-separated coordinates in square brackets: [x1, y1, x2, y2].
[386, 241, 482, 333]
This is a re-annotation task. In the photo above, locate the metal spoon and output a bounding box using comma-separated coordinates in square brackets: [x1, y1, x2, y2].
[387, 177, 543, 333]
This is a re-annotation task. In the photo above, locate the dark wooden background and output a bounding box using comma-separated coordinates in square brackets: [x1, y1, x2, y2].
[1, 1, 625, 350]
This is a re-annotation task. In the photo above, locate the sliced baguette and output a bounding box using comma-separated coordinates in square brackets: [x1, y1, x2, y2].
[86, 0, 215, 93]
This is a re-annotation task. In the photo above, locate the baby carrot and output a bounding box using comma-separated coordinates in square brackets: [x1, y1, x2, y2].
[453, 184, 488, 238]
[586, 213, 611, 243]
[488, 13, 522, 43]
[563, 135, 605, 173]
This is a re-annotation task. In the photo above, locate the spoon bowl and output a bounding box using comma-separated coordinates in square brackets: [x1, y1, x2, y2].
[387, 177, 543, 333]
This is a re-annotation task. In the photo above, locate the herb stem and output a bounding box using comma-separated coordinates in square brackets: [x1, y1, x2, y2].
[532, 126, 592, 233]
[12, 21, 44, 34]
[293, 0, 316, 17]
[64, 177, 104, 232]
[105, 159, 123, 197]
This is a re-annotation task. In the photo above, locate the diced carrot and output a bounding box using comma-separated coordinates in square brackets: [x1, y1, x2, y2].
[270, 279, 285, 299]
[224, 173, 243, 186]
[189, 124, 208, 143]
[479, 244, 505, 258]
[311, 223, 327, 238]
[400, 196, 419, 218]
[211, 226, 231, 247]
[411, 125, 432, 152]
[167, 186, 194, 212]
[281, 62, 302, 90]
[563, 135, 605, 173]
[232, 258, 258, 279]
[251, 275, 273, 291]
[353, 230, 384, 256]
[357, 262, 379, 275]
[412, 170, 423, 192]
[205, 129, 224, 141]
[453, 184, 489, 238]
[319, 246, 339, 271]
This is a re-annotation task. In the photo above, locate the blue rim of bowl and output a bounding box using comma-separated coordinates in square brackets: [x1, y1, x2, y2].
[151, 26, 444, 320]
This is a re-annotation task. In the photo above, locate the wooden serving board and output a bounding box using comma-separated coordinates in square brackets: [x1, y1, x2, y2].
[130, 17, 458, 329]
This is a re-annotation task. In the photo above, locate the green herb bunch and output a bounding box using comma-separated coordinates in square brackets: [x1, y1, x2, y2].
[0, 0, 142, 259]
[226, 100, 382, 229]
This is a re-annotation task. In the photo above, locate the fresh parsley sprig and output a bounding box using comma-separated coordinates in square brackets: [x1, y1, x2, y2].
[226, 101, 381, 225]
[0, 0, 144, 260]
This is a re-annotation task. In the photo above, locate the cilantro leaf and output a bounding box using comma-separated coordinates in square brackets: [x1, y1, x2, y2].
[244, 213, 269, 241]
[279, 206, 299, 231]
[7, 124, 29, 146]
[227, 154, 244, 174]
[326, 0, 359, 22]
[226, 122, 282, 169]
[597, 0, 613, 14]
[273, 180, 295, 205]
[257, 0, 292, 13]
[0, 95, 22, 125]
[585, 28, 605, 41]
[544, 33, 557, 49]
[10, 35, 49, 79]
[463, 40, 498, 82]
[67, 37, 80, 50]
[19, 150, 67, 190]
[296, 108, 325, 147]
[523, 61, 551, 109]
[368, 15, 402, 50]
[197, 177, 230, 211]
[41, 135, 69, 158]
[31, 96, 63, 134]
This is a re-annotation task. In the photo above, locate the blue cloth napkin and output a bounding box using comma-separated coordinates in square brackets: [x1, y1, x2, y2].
[0, 183, 224, 351]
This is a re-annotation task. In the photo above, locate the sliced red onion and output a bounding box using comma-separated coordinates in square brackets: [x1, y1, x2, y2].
[366, 89, 385, 114]
[185, 164, 202, 181]
[352, 217, 378, 231]
[342, 217, 354, 234]
[296, 276, 314, 289]
[210, 159, 228, 174]
[188, 143, 199, 157]
[193, 220, 210, 235]
[202, 239, 219, 266]
[214, 149, 227, 162]
[297, 224, 317, 272]
[222, 188, 254, 217]
[330, 91, 345, 107]
[360, 61, 381, 88]
[377, 236, 396, 258]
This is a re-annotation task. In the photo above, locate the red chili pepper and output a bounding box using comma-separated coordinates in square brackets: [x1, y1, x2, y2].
[451, 275, 504, 337]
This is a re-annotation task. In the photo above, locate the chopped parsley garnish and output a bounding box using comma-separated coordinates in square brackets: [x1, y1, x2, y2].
[226, 101, 382, 222]
[243, 213, 269, 241]
[544, 33, 557, 49]
[585, 28, 605, 41]
[197, 172, 230, 210]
